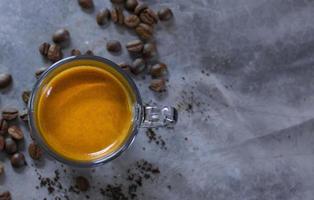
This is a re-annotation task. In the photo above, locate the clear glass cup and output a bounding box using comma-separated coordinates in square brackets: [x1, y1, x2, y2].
[28, 56, 177, 167]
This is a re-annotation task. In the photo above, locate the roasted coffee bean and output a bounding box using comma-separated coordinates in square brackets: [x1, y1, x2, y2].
[158, 8, 173, 21]
[0, 163, 4, 175]
[39, 42, 50, 56]
[19, 110, 28, 123]
[140, 8, 158, 25]
[125, 0, 138, 11]
[134, 3, 148, 15]
[130, 58, 146, 75]
[150, 63, 167, 77]
[35, 67, 47, 79]
[124, 15, 140, 28]
[28, 142, 43, 160]
[135, 23, 153, 40]
[75, 176, 90, 191]
[118, 62, 131, 71]
[84, 50, 94, 55]
[11, 152, 26, 168]
[110, 0, 124, 3]
[111, 8, 124, 25]
[106, 40, 121, 53]
[96, 9, 110, 26]
[5, 138, 17, 154]
[0, 73, 12, 89]
[78, 0, 93, 9]
[22, 90, 31, 105]
[149, 79, 166, 92]
[0, 118, 8, 135]
[47, 44, 63, 62]
[8, 125, 23, 140]
[117, 8, 124, 25]
[0, 136, 4, 151]
[52, 28, 70, 43]
[126, 40, 143, 54]
[0, 191, 10, 200]
[2, 108, 18, 121]
[71, 49, 81, 56]
[143, 42, 157, 58]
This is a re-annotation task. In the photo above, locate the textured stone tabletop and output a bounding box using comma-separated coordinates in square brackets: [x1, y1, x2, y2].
[1, 0, 314, 199]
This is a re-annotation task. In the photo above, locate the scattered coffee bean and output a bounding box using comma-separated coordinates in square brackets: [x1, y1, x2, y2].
[143, 42, 157, 58]
[125, 0, 138, 11]
[110, 0, 124, 3]
[28, 142, 43, 160]
[0, 191, 10, 200]
[52, 28, 70, 43]
[111, 8, 124, 25]
[0, 136, 4, 151]
[134, 3, 148, 15]
[11, 152, 26, 168]
[126, 40, 143, 54]
[2, 108, 18, 121]
[158, 8, 173, 21]
[117, 8, 124, 25]
[0, 73, 12, 89]
[140, 8, 158, 25]
[0, 163, 4, 175]
[35, 67, 47, 79]
[149, 79, 166, 92]
[106, 40, 121, 53]
[8, 125, 23, 140]
[75, 176, 90, 191]
[19, 110, 28, 123]
[96, 9, 110, 26]
[135, 23, 153, 40]
[124, 15, 140, 28]
[22, 90, 31, 105]
[84, 50, 94, 55]
[39, 42, 50, 57]
[150, 63, 167, 77]
[71, 49, 82, 56]
[118, 62, 131, 71]
[130, 58, 146, 75]
[47, 44, 63, 62]
[5, 138, 17, 154]
[0, 118, 8, 135]
[78, 0, 93, 9]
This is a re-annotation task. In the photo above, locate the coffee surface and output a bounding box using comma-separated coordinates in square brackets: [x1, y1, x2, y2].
[37, 66, 133, 161]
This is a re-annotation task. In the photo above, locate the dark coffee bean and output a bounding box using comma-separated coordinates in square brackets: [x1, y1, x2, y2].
[139, 8, 158, 25]
[2, 108, 18, 121]
[19, 110, 28, 123]
[8, 125, 23, 140]
[111, 8, 124, 25]
[126, 40, 143, 54]
[106, 40, 121, 53]
[47, 44, 63, 62]
[150, 63, 167, 77]
[110, 0, 124, 3]
[96, 9, 110, 26]
[71, 49, 82, 56]
[11, 152, 26, 168]
[84, 50, 94, 55]
[39, 42, 50, 56]
[52, 28, 70, 43]
[28, 142, 43, 160]
[124, 15, 140, 28]
[35, 67, 47, 79]
[158, 8, 173, 21]
[130, 58, 146, 75]
[78, 0, 93, 9]
[0, 73, 12, 89]
[118, 62, 131, 71]
[135, 23, 153, 40]
[5, 138, 17, 154]
[0, 163, 4, 175]
[149, 79, 166, 92]
[143, 42, 157, 58]
[0, 118, 8, 135]
[75, 176, 90, 191]
[117, 8, 124, 25]
[0, 191, 10, 200]
[134, 3, 148, 15]
[125, 0, 138, 11]
[22, 90, 31, 105]
[0, 135, 4, 151]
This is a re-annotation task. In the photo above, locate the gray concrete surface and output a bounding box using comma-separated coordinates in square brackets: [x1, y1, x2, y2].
[0, 0, 314, 199]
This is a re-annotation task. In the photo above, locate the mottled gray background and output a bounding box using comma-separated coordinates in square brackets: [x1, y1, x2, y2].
[0, 0, 314, 199]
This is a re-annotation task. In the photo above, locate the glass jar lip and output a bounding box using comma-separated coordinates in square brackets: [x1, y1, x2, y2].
[28, 55, 143, 167]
